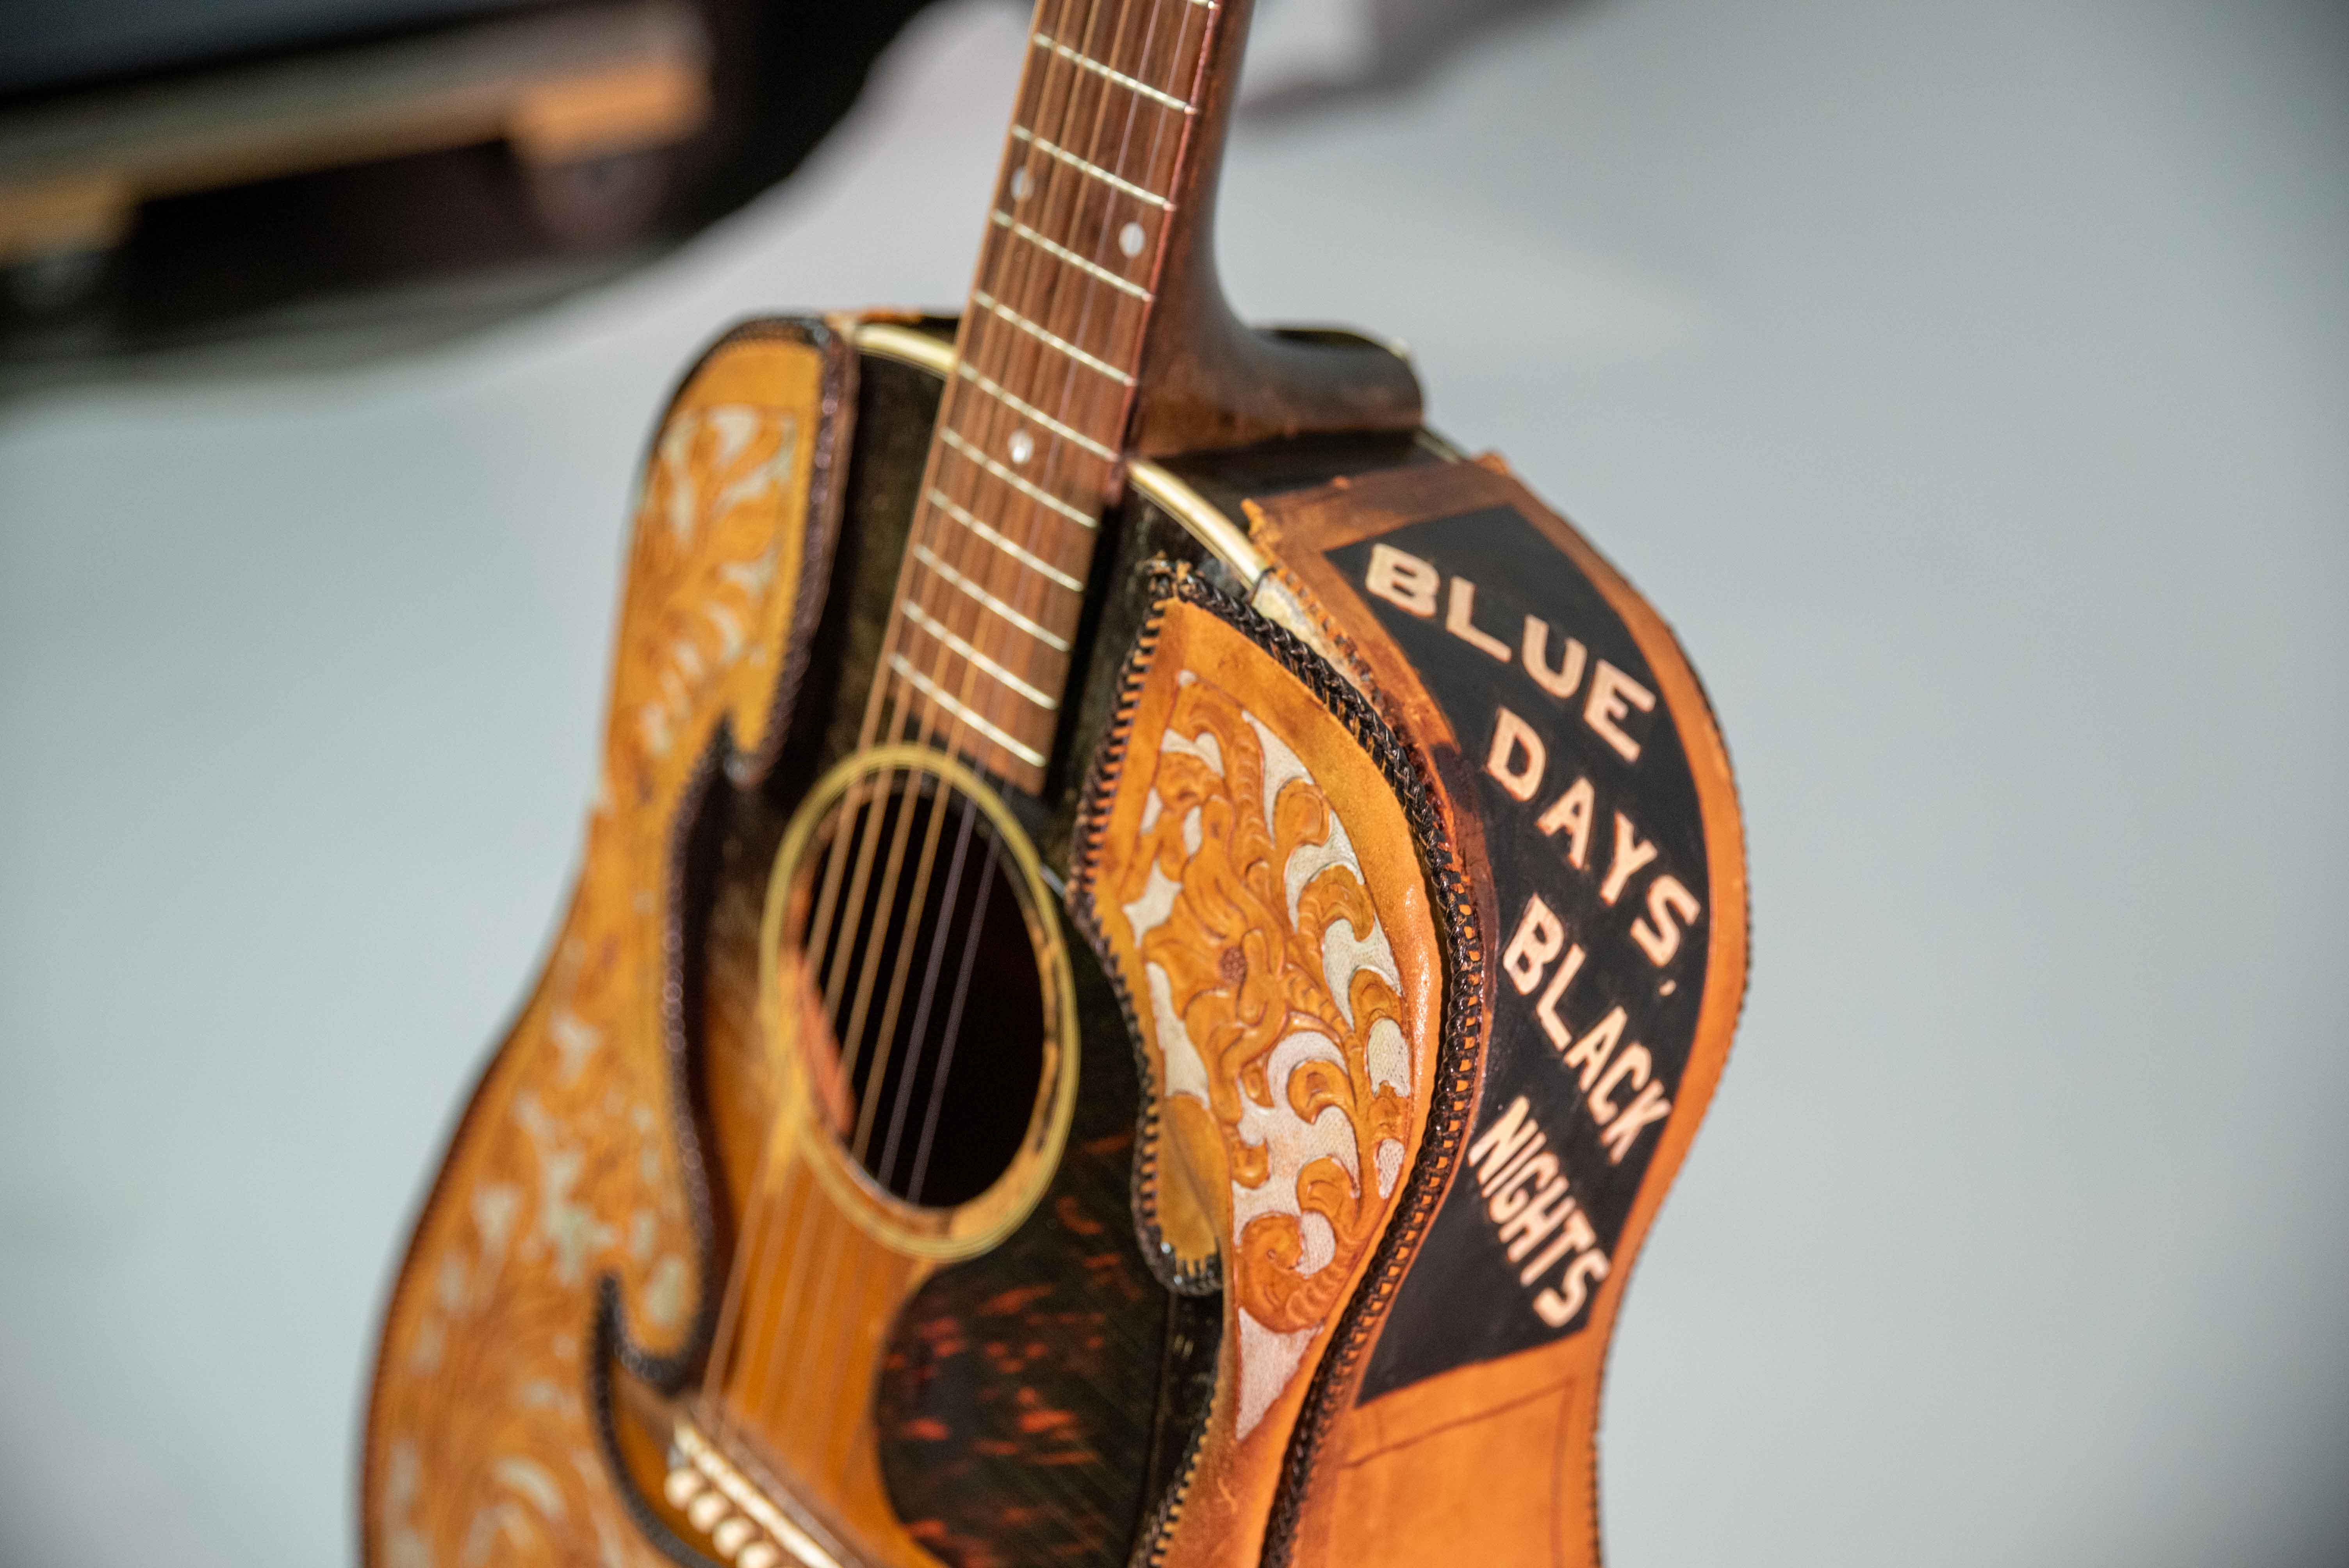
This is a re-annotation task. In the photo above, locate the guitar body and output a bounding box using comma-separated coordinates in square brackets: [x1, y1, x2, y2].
[365, 320, 1158, 1568]
[368, 6, 1747, 1564]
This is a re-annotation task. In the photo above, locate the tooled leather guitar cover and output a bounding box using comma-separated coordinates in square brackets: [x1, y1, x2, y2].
[1237, 455, 1750, 1568]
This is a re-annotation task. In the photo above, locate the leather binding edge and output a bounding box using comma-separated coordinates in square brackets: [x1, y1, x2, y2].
[602, 315, 861, 1398]
[1065, 561, 1488, 1568]
[1243, 455, 1751, 1568]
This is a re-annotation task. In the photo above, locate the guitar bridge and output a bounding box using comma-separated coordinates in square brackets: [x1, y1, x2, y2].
[663, 1416, 857, 1568]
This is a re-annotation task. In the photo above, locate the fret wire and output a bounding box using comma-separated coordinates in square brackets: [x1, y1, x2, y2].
[967, 0, 1155, 576]
[925, 486, 1085, 590]
[961, 0, 1188, 582]
[900, 599, 1060, 710]
[883, 0, 1076, 784]
[990, 210, 1152, 301]
[851, 3, 1142, 798]
[1008, 126, 1172, 210]
[995, 23, 1121, 393]
[980, 0, 1116, 453]
[1144, 0, 1215, 112]
[970, 290, 1135, 387]
[888, 654, 1048, 768]
[938, 425, 1100, 526]
[992, 0, 1183, 461]
[1031, 31, 1194, 114]
[911, 542, 1073, 652]
[888, 0, 1216, 777]
[956, 362, 1120, 462]
[905, 0, 1112, 752]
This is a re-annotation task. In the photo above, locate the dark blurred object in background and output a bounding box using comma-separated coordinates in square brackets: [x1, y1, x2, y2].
[0, 0, 939, 369]
[0, 0, 1563, 380]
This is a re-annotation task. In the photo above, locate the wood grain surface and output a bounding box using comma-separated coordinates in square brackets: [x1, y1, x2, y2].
[362, 322, 845, 1568]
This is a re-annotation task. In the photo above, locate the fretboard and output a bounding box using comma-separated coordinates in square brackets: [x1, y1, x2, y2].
[864, 0, 1225, 793]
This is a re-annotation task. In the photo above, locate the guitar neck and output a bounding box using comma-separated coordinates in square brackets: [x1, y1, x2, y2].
[863, 0, 1232, 794]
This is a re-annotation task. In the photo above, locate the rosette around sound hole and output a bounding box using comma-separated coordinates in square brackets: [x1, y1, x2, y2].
[773, 755, 1052, 1211]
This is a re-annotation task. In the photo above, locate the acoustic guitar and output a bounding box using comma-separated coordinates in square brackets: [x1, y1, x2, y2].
[362, 2, 1749, 1565]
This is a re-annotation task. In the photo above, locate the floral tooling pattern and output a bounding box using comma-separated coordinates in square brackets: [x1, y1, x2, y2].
[1114, 671, 1415, 1438]
[367, 334, 820, 1568]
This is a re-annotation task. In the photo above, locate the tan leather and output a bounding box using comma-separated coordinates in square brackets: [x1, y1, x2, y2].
[1248, 458, 1751, 1568]
[1073, 597, 1447, 1568]
[362, 326, 841, 1567]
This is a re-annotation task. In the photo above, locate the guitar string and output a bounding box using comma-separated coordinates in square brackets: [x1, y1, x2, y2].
[818, 0, 1198, 1518]
[749, 0, 1108, 1428]
[784, 0, 1123, 1418]
[745, 0, 1119, 1463]
[790, 0, 1191, 1528]
[767, 16, 1130, 1521]
[893, 0, 1112, 779]
[715, 0, 1204, 1538]
[701, 1135, 816, 1440]
[953, 0, 1199, 734]
[759, 11, 1176, 1532]
[694, 379, 850, 1444]
[922, 16, 1210, 1502]
[700, 13, 1066, 1441]
[799, 0, 1110, 1093]
[779, 0, 1171, 1524]
[838, 0, 1123, 1225]
[806, 0, 1144, 1513]
[695, 0, 1184, 1511]
[871, 792, 985, 1191]
[897, 0, 1177, 964]
[864, 7, 1155, 1188]
[852, 0, 1160, 1241]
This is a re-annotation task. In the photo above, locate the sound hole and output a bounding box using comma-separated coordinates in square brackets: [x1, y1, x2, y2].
[787, 767, 1047, 1210]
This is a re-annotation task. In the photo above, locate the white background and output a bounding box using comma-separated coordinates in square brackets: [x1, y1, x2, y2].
[2, 0, 2345, 1562]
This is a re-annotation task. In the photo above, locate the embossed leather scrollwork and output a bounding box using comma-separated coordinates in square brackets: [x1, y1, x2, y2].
[1072, 573, 1455, 1568]
[364, 321, 849, 1568]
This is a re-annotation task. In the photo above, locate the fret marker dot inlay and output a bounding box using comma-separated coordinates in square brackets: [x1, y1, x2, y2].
[1008, 429, 1035, 465]
[1011, 167, 1033, 200]
[1119, 221, 1146, 257]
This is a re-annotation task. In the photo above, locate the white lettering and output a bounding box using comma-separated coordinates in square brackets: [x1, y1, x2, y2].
[1590, 1043, 1653, 1123]
[1365, 543, 1439, 617]
[1533, 775, 1595, 869]
[1488, 1129, 1548, 1196]
[1498, 1178, 1576, 1258]
[1534, 1247, 1611, 1327]
[1486, 706, 1547, 803]
[1561, 1006, 1627, 1091]
[1600, 1079, 1673, 1163]
[1599, 812, 1659, 905]
[1446, 577, 1514, 662]
[1518, 1206, 1595, 1285]
[1467, 1096, 1538, 1185]
[1466, 1097, 1618, 1331]
[1631, 875, 1702, 966]
[1522, 617, 1587, 699]
[1489, 1154, 1560, 1221]
[1501, 894, 1566, 994]
[1533, 943, 1585, 1049]
[1583, 659, 1656, 762]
